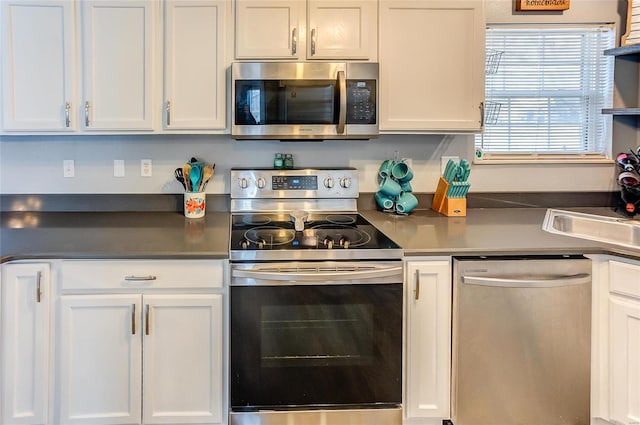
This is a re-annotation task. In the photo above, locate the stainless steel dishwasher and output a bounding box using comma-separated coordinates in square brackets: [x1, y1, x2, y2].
[452, 256, 591, 425]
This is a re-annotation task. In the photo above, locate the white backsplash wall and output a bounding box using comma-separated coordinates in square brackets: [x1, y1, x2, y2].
[0, 134, 619, 194]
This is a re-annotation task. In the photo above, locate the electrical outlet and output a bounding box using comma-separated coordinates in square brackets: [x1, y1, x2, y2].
[114, 160, 125, 177]
[441, 156, 459, 174]
[63, 160, 75, 178]
[141, 159, 152, 177]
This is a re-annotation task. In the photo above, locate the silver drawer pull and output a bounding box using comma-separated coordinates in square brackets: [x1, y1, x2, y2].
[124, 275, 157, 281]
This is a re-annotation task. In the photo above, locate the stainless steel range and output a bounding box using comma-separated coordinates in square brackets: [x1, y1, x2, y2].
[229, 168, 403, 425]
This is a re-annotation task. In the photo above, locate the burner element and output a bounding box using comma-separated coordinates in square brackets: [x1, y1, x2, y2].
[244, 226, 296, 248]
[326, 215, 356, 225]
[242, 215, 272, 226]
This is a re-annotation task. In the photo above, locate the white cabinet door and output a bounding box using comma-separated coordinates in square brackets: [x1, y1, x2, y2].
[81, 0, 154, 130]
[404, 259, 451, 422]
[609, 259, 640, 425]
[58, 295, 142, 425]
[609, 295, 640, 425]
[1, 1, 75, 131]
[163, 0, 227, 130]
[307, 1, 375, 60]
[1, 263, 50, 425]
[235, 0, 303, 59]
[142, 294, 223, 425]
[379, 0, 484, 132]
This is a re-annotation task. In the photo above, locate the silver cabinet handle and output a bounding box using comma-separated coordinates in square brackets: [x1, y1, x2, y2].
[337, 70, 346, 134]
[292, 27, 297, 55]
[166, 100, 171, 126]
[480, 102, 485, 127]
[65, 102, 71, 127]
[131, 304, 136, 335]
[311, 28, 317, 56]
[462, 273, 591, 288]
[36, 271, 42, 303]
[145, 304, 150, 335]
[124, 275, 157, 281]
[84, 101, 90, 127]
[415, 270, 420, 300]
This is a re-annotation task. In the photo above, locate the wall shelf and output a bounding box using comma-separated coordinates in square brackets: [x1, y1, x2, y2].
[605, 44, 640, 57]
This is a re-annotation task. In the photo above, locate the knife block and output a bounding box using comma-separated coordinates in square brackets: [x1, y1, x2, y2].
[431, 177, 467, 217]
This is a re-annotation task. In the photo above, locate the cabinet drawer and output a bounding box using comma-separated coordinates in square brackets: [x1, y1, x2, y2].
[60, 260, 224, 290]
[609, 260, 640, 299]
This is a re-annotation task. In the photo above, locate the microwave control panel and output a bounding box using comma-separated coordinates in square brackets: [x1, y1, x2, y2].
[346, 80, 376, 124]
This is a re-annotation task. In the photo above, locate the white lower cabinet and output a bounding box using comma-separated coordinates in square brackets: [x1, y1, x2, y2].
[1, 262, 51, 425]
[404, 258, 451, 424]
[56, 260, 226, 425]
[609, 259, 640, 425]
[590, 255, 640, 425]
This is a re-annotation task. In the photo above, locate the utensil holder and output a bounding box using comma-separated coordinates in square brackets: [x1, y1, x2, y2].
[431, 177, 467, 217]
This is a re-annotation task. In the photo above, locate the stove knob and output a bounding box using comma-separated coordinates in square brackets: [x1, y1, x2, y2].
[323, 238, 334, 249]
[324, 177, 335, 189]
[241, 240, 249, 249]
[340, 177, 352, 189]
[256, 177, 266, 189]
[239, 177, 248, 189]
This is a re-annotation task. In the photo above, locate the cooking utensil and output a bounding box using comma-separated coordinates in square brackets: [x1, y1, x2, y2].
[174, 168, 186, 190]
[183, 163, 192, 191]
[198, 164, 214, 192]
[190, 164, 202, 192]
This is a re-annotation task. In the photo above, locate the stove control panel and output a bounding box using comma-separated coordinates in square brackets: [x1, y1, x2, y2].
[231, 168, 359, 199]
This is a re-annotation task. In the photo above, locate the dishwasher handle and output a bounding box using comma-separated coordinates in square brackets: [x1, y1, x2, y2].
[462, 273, 591, 288]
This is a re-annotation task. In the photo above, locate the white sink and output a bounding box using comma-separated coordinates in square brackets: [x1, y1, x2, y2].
[543, 209, 640, 250]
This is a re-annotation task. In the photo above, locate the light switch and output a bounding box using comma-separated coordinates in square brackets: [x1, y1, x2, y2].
[141, 159, 152, 177]
[114, 160, 125, 177]
[63, 160, 75, 178]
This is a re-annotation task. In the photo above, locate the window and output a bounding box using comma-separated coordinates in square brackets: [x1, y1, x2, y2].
[475, 25, 615, 162]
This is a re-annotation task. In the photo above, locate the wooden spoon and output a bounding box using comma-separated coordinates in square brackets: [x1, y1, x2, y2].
[182, 163, 192, 191]
[199, 164, 214, 192]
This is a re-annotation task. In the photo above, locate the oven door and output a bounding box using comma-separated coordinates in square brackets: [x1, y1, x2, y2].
[230, 262, 403, 411]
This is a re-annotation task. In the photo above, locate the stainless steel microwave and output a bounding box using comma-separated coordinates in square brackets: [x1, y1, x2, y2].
[231, 62, 378, 140]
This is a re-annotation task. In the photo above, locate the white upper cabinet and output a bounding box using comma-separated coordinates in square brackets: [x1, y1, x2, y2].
[235, 0, 302, 59]
[379, 0, 485, 132]
[306, 0, 375, 60]
[1, 1, 75, 131]
[81, 0, 155, 130]
[235, 0, 376, 60]
[163, 0, 227, 130]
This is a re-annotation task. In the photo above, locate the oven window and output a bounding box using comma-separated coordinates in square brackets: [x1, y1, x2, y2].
[231, 284, 402, 410]
[261, 303, 374, 368]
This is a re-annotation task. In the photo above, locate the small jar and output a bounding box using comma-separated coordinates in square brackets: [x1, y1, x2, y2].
[284, 153, 294, 169]
[274, 153, 284, 169]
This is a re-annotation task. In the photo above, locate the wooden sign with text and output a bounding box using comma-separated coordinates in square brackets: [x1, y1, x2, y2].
[516, 0, 570, 11]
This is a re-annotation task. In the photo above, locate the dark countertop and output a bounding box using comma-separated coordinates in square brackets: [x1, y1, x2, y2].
[1, 207, 639, 263]
[0, 211, 230, 262]
[363, 207, 640, 259]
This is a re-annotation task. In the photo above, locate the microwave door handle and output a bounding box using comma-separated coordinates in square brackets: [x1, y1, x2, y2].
[337, 70, 346, 135]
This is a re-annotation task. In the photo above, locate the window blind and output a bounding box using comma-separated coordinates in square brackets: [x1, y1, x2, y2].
[476, 25, 615, 159]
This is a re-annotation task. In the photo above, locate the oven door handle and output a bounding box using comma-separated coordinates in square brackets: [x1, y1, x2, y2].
[232, 266, 403, 282]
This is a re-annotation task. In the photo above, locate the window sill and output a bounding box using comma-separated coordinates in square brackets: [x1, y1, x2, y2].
[473, 153, 613, 165]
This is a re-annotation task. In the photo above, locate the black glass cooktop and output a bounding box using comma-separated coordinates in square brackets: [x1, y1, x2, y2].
[230, 213, 400, 252]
